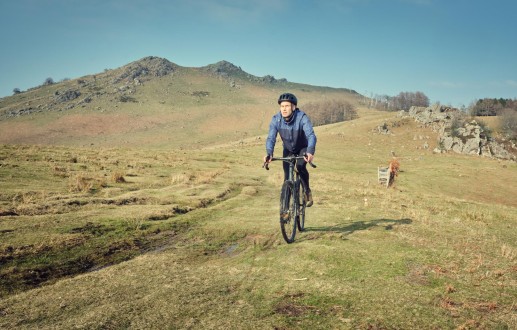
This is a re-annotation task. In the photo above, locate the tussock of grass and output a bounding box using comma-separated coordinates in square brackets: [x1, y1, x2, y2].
[170, 172, 192, 185]
[68, 173, 107, 193]
[111, 171, 126, 183]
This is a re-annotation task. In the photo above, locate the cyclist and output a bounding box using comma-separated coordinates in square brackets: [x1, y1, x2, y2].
[263, 92, 317, 207]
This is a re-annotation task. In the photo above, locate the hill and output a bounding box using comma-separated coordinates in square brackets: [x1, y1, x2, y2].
[0, 56, 360, 149]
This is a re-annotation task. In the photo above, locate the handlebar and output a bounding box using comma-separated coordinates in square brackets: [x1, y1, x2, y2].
[262, 155, 317, 171]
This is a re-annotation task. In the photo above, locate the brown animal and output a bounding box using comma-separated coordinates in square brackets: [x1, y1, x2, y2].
[388, 158, 400, 186]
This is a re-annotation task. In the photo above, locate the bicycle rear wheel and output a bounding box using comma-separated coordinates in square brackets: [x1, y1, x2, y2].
[280, 180, 297, 243]
[297, 179, 307, 232]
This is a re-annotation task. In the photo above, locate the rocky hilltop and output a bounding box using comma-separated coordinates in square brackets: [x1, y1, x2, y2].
[1, 56, 361, 122]
[0, 57, 291, 119]
[0, 56, 179, 118]
[112, 56, 177, 84]
[0, 55, 363, 147]
[201, 60, 287, 86]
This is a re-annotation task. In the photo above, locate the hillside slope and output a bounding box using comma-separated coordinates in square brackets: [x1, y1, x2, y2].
[0, 56, 360, 149]
[0, 106, 515, 329]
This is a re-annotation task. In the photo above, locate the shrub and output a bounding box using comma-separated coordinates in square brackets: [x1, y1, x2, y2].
[43, 77, 54, 86]
[449, 115, 466, 138]
[391, 91, 429, 110]
[476, 119, 493, 140]
[500, 109, 517, 140]
[304, 100, 357, 126]
[469, 98, 517, 116]
[370, 91, 430, 111]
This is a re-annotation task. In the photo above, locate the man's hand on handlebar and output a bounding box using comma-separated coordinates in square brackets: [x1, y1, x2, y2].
[262, 154, 272, 170]
[304, 153, 314, 163]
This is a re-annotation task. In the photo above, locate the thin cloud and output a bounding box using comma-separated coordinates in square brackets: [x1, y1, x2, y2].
[314, 0, 433, 15]
[315, 0, 366, 13]
[505, 80, 517, 87]
[429, 81, 465, 89]
[184, 0, 289, 23]
[398, 0, 433, 5]
[488, 80, 517, 88]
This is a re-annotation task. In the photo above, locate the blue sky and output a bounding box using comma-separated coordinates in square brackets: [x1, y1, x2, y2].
[1, 0, 516, 107]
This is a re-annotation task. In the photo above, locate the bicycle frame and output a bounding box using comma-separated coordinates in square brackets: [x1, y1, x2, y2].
[264, 155, 308, 210]
[275, 156, 304, 181]
[263, 155, 316, 243]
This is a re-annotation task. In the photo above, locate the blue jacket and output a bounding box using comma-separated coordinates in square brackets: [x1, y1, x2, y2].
[266, 109, 317, 156]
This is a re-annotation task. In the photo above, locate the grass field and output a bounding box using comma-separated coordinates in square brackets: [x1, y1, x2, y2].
[0, 107, 516, 329]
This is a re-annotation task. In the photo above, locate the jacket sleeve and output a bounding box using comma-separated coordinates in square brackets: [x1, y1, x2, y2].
[265, 115, 279, 156]
[302, 115, 317, 155]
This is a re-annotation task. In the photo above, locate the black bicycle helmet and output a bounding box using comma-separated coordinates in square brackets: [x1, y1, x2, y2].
[277, 93, 297, 106]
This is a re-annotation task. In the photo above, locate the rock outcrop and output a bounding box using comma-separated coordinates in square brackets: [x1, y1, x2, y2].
[401, 105, 516, 161]
[113, 56, 177, 84]
[201, 61, 288, 85]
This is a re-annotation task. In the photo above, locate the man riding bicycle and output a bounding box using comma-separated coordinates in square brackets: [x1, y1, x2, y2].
[263, 92, 317, 207]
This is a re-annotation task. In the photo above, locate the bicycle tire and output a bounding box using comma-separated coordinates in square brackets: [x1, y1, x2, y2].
[280, 180, 297, 243]
[297, 179, 307, 232]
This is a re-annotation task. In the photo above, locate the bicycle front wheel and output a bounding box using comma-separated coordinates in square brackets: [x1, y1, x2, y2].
[280, 180, 297, 243]
[297, 179, 307, 232]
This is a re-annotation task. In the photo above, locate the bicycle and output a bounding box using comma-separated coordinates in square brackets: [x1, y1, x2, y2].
[263, 155, 317, 243]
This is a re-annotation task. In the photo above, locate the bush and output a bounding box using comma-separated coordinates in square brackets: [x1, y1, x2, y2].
[449, 115, 465, 138]
[469, 98, 517, 116]
[43, 77, 54, 86]
[476, 119, 493, 140]
[500, 109, 517, 140]
[370, 91, 429, 111]
[391, 91, 429, 110]
[304, 100, 357, 126]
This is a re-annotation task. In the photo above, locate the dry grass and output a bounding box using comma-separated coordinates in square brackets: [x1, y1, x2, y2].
[68, 172, 108, 193]
[111, 171, 126, 183]
[0, 108, 516, 329]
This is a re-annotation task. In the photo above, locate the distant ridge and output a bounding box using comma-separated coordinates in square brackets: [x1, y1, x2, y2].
[1, 55, 358, 104]
[0, 55, 362, 148]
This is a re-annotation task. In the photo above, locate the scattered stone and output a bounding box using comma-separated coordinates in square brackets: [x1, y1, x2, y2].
[54, 89, 81, 103]
[375, 122, 391, 134]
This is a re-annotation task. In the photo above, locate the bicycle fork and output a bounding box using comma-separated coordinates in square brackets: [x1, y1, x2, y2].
[280, 180, 301, 223]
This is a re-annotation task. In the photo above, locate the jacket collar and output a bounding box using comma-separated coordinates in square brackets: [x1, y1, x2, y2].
[283, 108, 298, 124]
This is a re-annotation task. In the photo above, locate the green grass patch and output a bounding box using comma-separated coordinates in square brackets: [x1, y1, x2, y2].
[0, 109, 516, 329]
